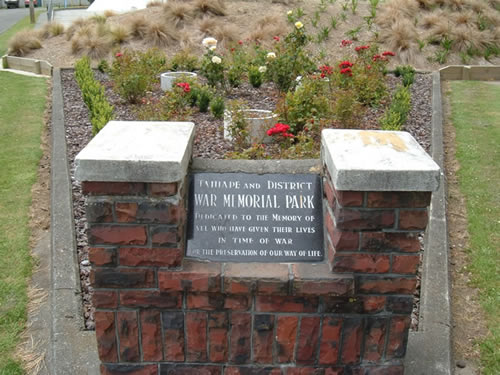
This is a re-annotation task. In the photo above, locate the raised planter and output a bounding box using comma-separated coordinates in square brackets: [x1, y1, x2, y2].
[224, 108, 278, 144]
[160, 71, 197, 91]
[1, 55, 53, 76]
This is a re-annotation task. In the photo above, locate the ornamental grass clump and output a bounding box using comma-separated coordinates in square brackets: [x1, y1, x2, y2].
[8, 30, 42, 56]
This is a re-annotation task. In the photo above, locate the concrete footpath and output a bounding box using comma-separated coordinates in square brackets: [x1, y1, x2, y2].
[25, 70, 452, 373]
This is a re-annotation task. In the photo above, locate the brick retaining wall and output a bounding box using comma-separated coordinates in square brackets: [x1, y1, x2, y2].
[75, 123, 440, 374]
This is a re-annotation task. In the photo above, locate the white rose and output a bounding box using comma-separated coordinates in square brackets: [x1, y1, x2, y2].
[211, 56, 222, 64]
[295, 21, 303, 29]
[266, 52, 276, 60]
[258, 66, 267, 73]
[287, 10, 292, 15]
[202, 37, 217, 48]
[209, 46, 216, 51]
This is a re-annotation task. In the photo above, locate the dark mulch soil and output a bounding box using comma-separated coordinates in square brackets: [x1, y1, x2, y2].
[61, 69, 432, 330]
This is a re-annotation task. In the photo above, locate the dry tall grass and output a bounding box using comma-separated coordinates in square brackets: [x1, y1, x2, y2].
[146, 22, 178, 47]
[129, 14, 149, 39]
[197, 16, 217, 35]
[110, 25, 130, 45]
[164, 1, 194, 27]
[65, 18, 94, 41]
[194, 0, 226, 17]
[8, 30, 42, 56]
[379, 19, 419, 63]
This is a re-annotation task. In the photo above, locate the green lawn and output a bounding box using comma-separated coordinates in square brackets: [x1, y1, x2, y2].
[0, 9, 42, 56]
[0, 71, 47, 374]
[449, 81, 500, 374]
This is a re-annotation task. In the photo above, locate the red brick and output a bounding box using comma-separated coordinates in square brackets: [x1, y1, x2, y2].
[319, 317, 341, 365]
[386, 316, 410, 359]
[322, 296, 385, 314]
[117, 311, 140, 362]
[158, 262, 221, 292]
[327, 241, 336, 267]
[286, 368, 327, 375]
[149, 182, 177, 196]
[366, 191, 431, 208]
[296, 317, 321, 364]
[392, 254, 420, 274]
[293, 278, 353, 297]
[186, 294, 249, 311]
[92, 268, 155, 289]
[223, 263, 289, 296]
[357, 366, 404, 374]
[324, 179, 335, 208]
[89, 225, 147, 245]
[253, 314, 274, 363]
[276, 316, 298, 363]
[225, 368, 282, 375]
[362, 296, 386, 313]
[162, 312, 185, 361]
[151, 225, 179, 246]
[340, 318, 363, 365]
[208, 313, 228, 363]
[332, 186, 364, 207]
[119, 247, 182, 267]
[229, 313, 252, 364]
[398, 209, 428, 230]
[364, 318, 388, 362]
[101, 364, 158, 375]
[135, 202, 178, 223]
[115, 202, 138, 222]
[386, 296, 413, 314]
[120, 291, 181, 309]
[86, 201, 113, 223]
[82, 182, 146, 196]
[256, 296, 318, 313]
[361, 232, 420, 253]
[89, 247, 116, 266]
[186, 312, 207, 361]
[93, 290, 118, 309]
[357, 276, 417, 295]
[159, 364, 222, 374]
[140, 310, 163, 361]
[334, 206, 394, 231]
[324, 369, 344, 375]
[331, 253, 390, 273]
[95, 311, 117, 362]
[330, 227, 359, 252]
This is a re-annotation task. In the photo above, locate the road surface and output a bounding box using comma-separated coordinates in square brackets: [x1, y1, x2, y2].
[0, 7, 31, 34]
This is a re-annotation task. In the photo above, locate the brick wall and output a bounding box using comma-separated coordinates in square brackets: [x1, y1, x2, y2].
[77, 125, 439, 375]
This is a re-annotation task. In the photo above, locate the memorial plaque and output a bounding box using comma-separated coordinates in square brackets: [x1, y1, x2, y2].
[186, 173, 324, 262]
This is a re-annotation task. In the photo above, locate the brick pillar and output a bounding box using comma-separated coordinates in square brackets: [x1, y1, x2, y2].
[321, 129, 440, 374]
[75, 121, 195, 375]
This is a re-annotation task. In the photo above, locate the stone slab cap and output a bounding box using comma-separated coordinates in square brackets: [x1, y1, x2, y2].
[75, 121, 195, 183]
[321, 129, 440, 191]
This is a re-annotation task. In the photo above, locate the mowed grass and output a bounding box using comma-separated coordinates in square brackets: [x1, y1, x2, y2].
[0, 10, 42, 56]
[0, 71, 47, 373]
[449, 81, 500, 374]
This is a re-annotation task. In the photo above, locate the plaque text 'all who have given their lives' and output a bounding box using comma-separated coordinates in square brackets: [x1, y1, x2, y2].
[186, 173, 324, 262]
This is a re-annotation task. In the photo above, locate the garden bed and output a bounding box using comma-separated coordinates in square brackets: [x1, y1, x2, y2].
[61, 68, 432, 329]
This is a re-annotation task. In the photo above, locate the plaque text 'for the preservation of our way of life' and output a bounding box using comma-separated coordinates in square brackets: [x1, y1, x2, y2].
[186, 173, 324, 262]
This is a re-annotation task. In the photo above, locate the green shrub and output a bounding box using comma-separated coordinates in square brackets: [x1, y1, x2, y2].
[380, 85, 411, 130]
[394, 65, 416, 87]
[198, 88, 212, 112]
[210, 96, 225, 119]
[170, 50, 199, 71]
[248, 66, 263, 88]
[74, 57, 114, 135]
[97, 59, 109, 73]
[110, 49, 168, 103]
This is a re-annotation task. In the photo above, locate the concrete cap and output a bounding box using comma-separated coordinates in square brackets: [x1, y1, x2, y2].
[75, 121, 195, 183]
[321, 129, 440, 191]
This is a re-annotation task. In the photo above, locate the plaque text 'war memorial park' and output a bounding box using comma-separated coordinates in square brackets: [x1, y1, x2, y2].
[187, 173, 324, 262]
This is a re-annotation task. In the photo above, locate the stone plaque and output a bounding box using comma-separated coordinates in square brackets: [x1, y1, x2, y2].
[186, 173, 324, 262]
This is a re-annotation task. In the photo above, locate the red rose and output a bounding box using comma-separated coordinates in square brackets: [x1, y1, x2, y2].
[115, 52, 123, 57]
[340, 67, 353, 76]
[382, 51, 395, 56]
[273, 36, 280, 42]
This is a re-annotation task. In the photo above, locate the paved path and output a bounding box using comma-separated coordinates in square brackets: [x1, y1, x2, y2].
[0, 8, 31, 34]
[52, 8, 91, 27]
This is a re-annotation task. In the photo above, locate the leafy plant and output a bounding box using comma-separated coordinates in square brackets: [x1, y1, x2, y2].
[351, 0, 358, 14]
[225, 100, 249, 150]
[394, 65, 416, 87]
[248, 65, 263, 88]
[210, 96, 225, 119]
[75, 56, 114, 135]
[198, 87, 212, 112]
[380, 85, 411, 130]
[170, 50, 199, 71]
[330, 16, 338, 29]
[97, 59, 110, 73]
